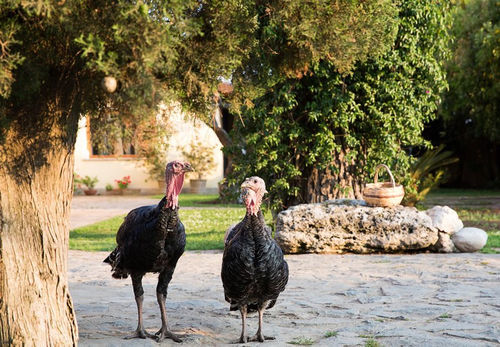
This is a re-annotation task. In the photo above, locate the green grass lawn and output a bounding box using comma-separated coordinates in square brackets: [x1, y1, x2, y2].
[70, 192, 499, 253]
[456, 209, 500, 254]
[427, 188, 500, 197]
[150, 193, 240, 208]
[70, 207, 273, 251]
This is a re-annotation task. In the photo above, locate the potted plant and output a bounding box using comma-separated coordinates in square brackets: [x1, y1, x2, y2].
[104, 183, 121, 195]
[181, 136, 217, 193]
[114, 176, 140, 195]
[79, 175, 99, 196]
[115, 175, 131, 194]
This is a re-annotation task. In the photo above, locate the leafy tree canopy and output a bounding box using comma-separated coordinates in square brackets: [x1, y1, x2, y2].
[442, 0, 500, 142]
[227, 0, 452, 212]
[0, 0, 399, 127]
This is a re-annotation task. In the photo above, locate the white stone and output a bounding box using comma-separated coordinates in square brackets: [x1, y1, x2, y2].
[452, 227, 488, 252]
[430, 231, 456, 253]
[425, 206, 463, 235]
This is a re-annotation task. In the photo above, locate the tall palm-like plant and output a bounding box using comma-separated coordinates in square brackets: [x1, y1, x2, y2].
[403, 145, 459, 206]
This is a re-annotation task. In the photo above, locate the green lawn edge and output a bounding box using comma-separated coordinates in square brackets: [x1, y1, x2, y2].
[71, 193, 499, 253]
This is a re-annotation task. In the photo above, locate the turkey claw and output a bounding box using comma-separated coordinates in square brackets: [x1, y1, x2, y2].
[124, 328, 155, 339]
[155, 328, 182, 343]
[249, 334, 275, 342]
[235, 336, 247, 344]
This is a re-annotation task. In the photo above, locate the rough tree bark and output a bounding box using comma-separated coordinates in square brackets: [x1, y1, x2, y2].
[305, 148, 364, 204]
[211, 96, 236, 199]
[0, 94, 79, 344]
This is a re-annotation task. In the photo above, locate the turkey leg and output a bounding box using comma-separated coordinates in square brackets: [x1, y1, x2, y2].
[125, 273, 155, 339]
[155, 268, 182, 342]
[238, 305, 248, 343]
[249, 301, 276, 342]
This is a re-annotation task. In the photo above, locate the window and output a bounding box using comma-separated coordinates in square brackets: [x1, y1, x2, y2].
[87, 116, 138, 158]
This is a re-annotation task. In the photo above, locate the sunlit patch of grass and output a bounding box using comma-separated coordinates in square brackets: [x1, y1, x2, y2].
[365, 338, 381, 347]
[70, 215, 123, 251]
[287, 336, 315, 345]
[70, 207, 273, 251]
[324, 331, 338, 338]
[427, 189, 500, 197]
[150, 193, 240, 207]
[455, 209, 500, 254]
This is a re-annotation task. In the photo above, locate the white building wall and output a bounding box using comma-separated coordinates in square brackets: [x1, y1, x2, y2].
[73, 106, 224, 194]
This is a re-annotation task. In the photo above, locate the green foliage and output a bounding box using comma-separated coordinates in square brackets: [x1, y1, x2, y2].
[438, 313, 452, 319]
[403, 145, 458, 206]
[75, 175, 98, 189]
[228, 0, 452, 212]
[324, 331, 338, 338]
[105, 184, 113, 191]
[442, 0, 500, 142]
[227, 0, 398, 112]
[181, 136, 217, 179]
[1, 0, 399, 160]
[138, 105, 172, 181]
[115, 176, 131, 189]
[364, 338, 381, 347]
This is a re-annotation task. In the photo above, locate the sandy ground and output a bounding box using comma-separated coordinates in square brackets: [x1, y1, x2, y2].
[69, 196, 500, 346]
[69, 251, 500, 347]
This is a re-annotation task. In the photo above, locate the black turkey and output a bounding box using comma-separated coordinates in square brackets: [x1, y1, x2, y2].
[221, 176, 289, 343]
[104, 160, 193, 342]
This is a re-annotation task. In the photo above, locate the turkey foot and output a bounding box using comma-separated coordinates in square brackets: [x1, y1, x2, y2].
[124, 328, 155, 339]
[249, 334, 275, 342]
[154, 328, 182, 343]
[231, 336, 247, 344]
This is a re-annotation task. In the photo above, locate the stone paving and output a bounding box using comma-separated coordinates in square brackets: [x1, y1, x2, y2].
[69, 195, 500, 346]
[69, 251, 500, 346]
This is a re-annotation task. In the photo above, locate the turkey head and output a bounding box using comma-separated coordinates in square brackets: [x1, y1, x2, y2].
[240, 176, 268, 215]
[165, 160, 193, 208]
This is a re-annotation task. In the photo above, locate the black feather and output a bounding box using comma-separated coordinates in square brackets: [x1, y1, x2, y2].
[221, 210, 289, 313]
[104, 196, 186, 278]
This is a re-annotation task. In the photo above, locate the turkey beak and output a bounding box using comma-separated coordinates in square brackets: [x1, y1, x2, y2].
[240, 180, 252, 190]
[183, 163, 194, 172]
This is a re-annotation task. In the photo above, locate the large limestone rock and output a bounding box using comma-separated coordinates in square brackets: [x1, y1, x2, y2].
[425, 206, 463, 234]
[275, 200, 439, 254]
[452, 227, 488, 252]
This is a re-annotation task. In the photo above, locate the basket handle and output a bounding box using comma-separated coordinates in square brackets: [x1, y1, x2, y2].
[373, 164, 396, 188]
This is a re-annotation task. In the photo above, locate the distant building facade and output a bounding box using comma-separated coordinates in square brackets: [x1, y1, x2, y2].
[73, 105, 223, 194]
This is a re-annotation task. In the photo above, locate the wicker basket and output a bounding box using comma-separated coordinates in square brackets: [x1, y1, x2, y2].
[363, 164, 404, 207]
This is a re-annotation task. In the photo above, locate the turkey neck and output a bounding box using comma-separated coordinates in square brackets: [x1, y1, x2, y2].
[155, 197, 181, 240]
[242, 210, 267, 239]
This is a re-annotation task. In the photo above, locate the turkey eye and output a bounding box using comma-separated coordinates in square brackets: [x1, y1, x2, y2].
[253, 179, 257, 183]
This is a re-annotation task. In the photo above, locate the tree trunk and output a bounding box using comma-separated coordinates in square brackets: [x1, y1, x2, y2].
[0, 109, 79, 344]
[305, 148, 364, 203]
[211, 98, 237, 200]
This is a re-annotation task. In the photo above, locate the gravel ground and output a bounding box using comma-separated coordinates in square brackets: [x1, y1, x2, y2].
[69, 195, 500, 346]
[69, 251, 500, 346]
